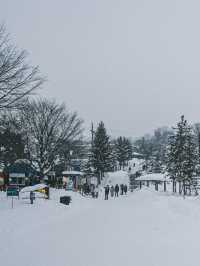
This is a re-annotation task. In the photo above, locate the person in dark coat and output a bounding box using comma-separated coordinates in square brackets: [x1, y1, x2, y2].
[110, 185, 114, 197]
[124, 184, 128, 195]
[91, 184, 95, 198]
[104, 185, 110, 200]
[120, 184, 124, 195]
[114, 184, 119, 197]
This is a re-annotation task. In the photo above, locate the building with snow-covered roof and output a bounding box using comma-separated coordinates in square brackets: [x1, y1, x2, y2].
[62, 171, 85, 190]
[8, 160, 38, 187]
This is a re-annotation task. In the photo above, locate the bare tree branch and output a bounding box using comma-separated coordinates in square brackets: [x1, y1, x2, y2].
[0, 24, 45, 110]
[20, 98, 84, 176]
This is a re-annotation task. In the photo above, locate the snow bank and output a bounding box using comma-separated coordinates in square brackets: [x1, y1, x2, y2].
[2, 188, 200, 266]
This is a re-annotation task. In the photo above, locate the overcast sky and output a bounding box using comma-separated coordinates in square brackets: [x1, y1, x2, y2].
[1, 0, 200, 137]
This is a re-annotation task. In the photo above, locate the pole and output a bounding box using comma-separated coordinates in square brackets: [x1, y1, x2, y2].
[12, 196, 13, 209]
[91, 122, 94, 147]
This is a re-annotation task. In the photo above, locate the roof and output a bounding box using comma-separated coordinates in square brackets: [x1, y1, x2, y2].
[62, 171, 84, 176]
[10, 173, 25, 178]
[135, 173, 169, 182]
[20, 184, 48, 193]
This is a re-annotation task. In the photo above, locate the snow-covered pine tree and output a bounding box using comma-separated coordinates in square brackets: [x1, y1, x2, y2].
[81, 160, 92, 176]
[114, 137, 126, 169]
[114, 137, 132, 169]
[193, 123, 200, 174]
[125, 138, 133, 162]
[183, 128, 197, 181]
[166, 115, 197, 185]
[91, 121, 113, 183]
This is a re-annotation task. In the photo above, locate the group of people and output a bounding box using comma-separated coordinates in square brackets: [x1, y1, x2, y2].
[81, 182, 128, 200]
[81, 183, 99, 198]
[104, 184, 128, 200]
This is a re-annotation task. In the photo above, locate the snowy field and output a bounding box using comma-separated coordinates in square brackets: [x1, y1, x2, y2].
[1, 185, 200, 266]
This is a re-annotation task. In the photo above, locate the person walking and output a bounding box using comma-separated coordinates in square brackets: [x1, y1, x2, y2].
[91, 184, 95, 198]
[104, 185, 109, 200]
[120, 184, 124, 195]
[115, 184, 119, 197]
[94, 186, 99, 198]
[110, 185, 114, 197]
[124, 184, 128, 195]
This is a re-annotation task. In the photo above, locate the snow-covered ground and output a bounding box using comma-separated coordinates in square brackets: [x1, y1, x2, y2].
[1, 185, 200, 266]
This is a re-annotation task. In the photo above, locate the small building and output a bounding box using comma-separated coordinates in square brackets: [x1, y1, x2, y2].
[8, 160, 38, 187]
[9, 173, 26, 187]
[62, 171, 84, 190]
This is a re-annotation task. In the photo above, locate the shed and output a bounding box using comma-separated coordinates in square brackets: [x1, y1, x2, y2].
[62, 171, 84, 190]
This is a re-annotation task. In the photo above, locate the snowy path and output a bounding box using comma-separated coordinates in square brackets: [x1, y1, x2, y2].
[1, 189, 200, 266]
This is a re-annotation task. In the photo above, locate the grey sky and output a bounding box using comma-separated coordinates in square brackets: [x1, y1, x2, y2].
[1, 0, 200, 137]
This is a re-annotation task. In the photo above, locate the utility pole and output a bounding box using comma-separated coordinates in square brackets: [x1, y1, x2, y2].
[91, 122, 95, 148]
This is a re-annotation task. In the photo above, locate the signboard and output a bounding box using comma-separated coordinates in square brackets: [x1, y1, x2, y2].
[66, 180, 73, 190]
[0, 177, 4, 186]
[7, 186, 19, 197]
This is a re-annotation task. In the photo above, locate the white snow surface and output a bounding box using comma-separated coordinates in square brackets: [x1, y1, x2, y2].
[1, 186, 200, 266]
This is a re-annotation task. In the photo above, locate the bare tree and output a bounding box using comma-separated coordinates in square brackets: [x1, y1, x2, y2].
[20, 98, 83, 176]
[0, 24, 44, 110]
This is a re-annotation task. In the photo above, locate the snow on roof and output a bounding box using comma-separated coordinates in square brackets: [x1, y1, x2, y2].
[135, 173, 169, 181]
[20, 184, 48, 193]
[10, 173, 25, 178]
[14, 159, 31, 165]
[132, 152, 143, 156]
[62, 171, 84, 176]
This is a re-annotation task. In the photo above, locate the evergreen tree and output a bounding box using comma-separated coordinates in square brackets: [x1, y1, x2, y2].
[193, 123, 200, 174]
[91, 121, 112, 183]
[0, 128, 25, 167]
[166, 116, 197, 182]
[114, 136, 132, 169]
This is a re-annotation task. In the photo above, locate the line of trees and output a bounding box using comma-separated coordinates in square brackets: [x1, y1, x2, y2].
[83, 121, 133, 184]
[0, 99, 84, 176]
[134, 116, 200, 183]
